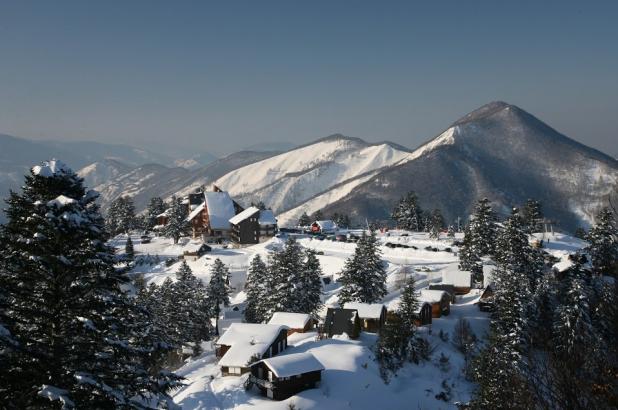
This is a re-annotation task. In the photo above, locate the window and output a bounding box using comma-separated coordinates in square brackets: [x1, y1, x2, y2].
[268, 371, 273, 382]
[228, 367, 242, 375]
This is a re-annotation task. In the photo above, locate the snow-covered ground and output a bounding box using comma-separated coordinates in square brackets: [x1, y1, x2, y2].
[111, 230, 586, 409]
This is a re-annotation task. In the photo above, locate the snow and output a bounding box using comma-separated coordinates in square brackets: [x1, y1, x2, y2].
[408, 126, 457, 161]
[217, 323, 288, 368]
[316, 220, 337, 231]
[32, 159, 72, 177]
[259, 352, 324, 378]
[229, 206, 260, 225]
[38, 385, 74, 409]
[342, 302, 384, 319]
[419, 289, 447, 303]
[257, 209, 277, 226]
[186, 202, 205, 222]
[441, 270, 471, 287]
[268, 312, 311, 329]
[46, 195, 77, 208]
[204, 192, 236, 230]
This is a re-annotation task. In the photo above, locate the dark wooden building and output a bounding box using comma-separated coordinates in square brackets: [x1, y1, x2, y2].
[415, 302, 433, 326]
[321, 308, 361, 339]
[428, 284, 457, 303]
[419, 289, 451, 318]
[250, 352, 324, 400]
[342, 302, 387, 333]
[229, 207, 278, 245]
[268, 312, 316, 335]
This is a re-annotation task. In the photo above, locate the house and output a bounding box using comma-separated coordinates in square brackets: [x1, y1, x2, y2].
[182, 243, 211, 261]
[441, 270, 472, 294]
[342, 302, 387, 333]
[478, 284, 495, 312]
[249, 352, 324, 400]
[415, 302, 433, 326]
[419, 289, 451, 318]
[268, 312, 316, 335]
[321, 308, 361, 339]
[154, 209, 171, 229]
[186, 189, 241, 241]
[310, 220, 337, 235]
[428, 284, 456, 302]
[229, 207, 278, 245]
[216, 323, 289, 376]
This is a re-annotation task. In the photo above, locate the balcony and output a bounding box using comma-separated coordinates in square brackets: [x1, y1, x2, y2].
[249, 375, 274, 389]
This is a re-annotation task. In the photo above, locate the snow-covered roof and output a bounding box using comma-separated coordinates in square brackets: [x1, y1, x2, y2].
[259, 352, 324, 378]
[186, 202, 205, 222]
[32, 159, 72, 177]
[268, 312, 311, 329]
[204, 192, 236, 229]
[219, 318, 242, 335]
[217, 323, 288, 368]
[258, 209, 277, 226]
[419, 289, 447, 303]
[415, 301, 432, 314]
[343, 302, 385, 319]
[441, 270, 471, 287]
[156, 209, 171, 218]
[553, 258, 573, 273]
[229, 206, 260, 225]
[46, 195, 77, 208]
[316, 220, 337, 231]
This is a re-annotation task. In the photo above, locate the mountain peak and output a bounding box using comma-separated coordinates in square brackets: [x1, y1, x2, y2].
[452, 101, 523, 126]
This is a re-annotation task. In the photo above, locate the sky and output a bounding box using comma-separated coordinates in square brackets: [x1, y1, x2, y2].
[0, 0, 616, 157]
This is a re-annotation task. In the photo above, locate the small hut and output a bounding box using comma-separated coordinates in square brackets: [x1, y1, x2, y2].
[419, 289, 451, 318]
[342, 302, 387, 333]
[321, 308, 361, 339]
[268, 312, 316, 335]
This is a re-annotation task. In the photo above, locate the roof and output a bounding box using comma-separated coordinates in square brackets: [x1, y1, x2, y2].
[258, 209, 277, 226]
[258, 352, 324, 378]
[217, 323, 288, 368]
[219, 318, 242, 335]
[32, 159, 72, 177]
[441, 270, 472, 287]
[186, 202, 205, 222]
[419, 289, 448, 303]
[229, 206, 260, 225]
[342, 302, 385, 319]
[415, 301, 432, 314]
[316, 220, 337, 231]
[268, 312, 311, 329]
[204, 192, 237, 229]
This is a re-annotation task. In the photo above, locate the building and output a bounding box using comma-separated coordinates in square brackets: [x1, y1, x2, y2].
[428, 284, 456, 303]
[186, 188, 242, 241]
[478, 284, 495, 312]
[216, 323, 288, 376]
[310, 220, 337, 235]
[249, 352, 324, 400]
[441, 270, 472, 294]
[419, 289, 451, 318]
[342, 302, 387, 333]
[415, 302, 433, 326]
[182, 243, 211, 261]
[268, 312, 316, 335]
[321, 308, 361, 339]
[154, 209, 171, 229]
[229, 207, 278, 245]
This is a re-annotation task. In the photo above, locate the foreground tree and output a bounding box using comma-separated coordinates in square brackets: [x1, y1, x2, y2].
[0, 160, 179, 408]
[163, 195, 189, 244]
[244, 255, 269, 323]
[145, 196, 167, 230]
[106, 196, 136, 235]
[208, 258, 231, 335]
[338, 231, 386, 304]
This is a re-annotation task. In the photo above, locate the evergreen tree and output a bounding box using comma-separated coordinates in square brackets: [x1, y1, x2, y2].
[145, 196, 167, 230]
[586, 207, 618, 276]
[208, 258, 231, 335]
[297, 249, 323, 315]
[398, 276, 419, 333]
[447, 224, 456, 239]
[375, 313, 409, 383]
[522, 198, 543, 233]
[339, 231, 386, 304]
[391, 192, 423, 231]
[332, 213, 351, 229]
[163, 196, 189, 244]
[458, 223, 482, 277]
[106, 196, 136, 235]
[574, 227, 587, 240]
[125, 235, 134, 261]
[429, 208, 444, 239]
[265, 237, 304, 316]
[244, 254, 269, 323]
[297, 212, 311, 227]
[312, 209, 324, 221]
[0, 160, 179, 408]
[458, 198, 498, 278]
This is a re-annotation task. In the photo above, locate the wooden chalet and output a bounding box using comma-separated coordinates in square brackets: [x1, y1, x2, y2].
[428, 284, 457, 303]
[229, 207, 278, 245]
[268, 312, 316, 335]
[154, 209, 170, 228]
[182, 243, 211, 261]
[186, 187, 243, 241]
[441, 270, 472, 294]
[216, 323, 288, 376]
[415, 302, 433, 326]
[310, 220, 337, 235]
[249, 352, 324, 400]
[478, 284, 495, 312]
[320, 308, 361, 339]
[419, 289, 451, 318]
[342, 302, 387, 333]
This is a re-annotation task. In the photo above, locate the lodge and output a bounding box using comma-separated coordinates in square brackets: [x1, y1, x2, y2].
[342, 302, 387, 332]
[419, 289, 451, 318]
[268, 312, 316, 335]
[229, 206, 278, 245]
[320, 308, 361, 339]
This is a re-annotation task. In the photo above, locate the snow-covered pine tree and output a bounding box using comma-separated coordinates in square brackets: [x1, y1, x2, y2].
[244, 254, 269, 323]
[145, 196, 167, 230]
[297, 212, 311, 227]
[447, 224, 455, 239]
[458, 223, 482, 277]
[375, 313, 409, 383]
[338, 231, 386, 304]
[429, 209, 444, 239]
[297, 249, 323, 315]
[312, 209, 324, 221]
[125, 235, 134, 261]
[398, 276, 419, 333]
[265, 237, 304, 315]
[469, 197, 498, 255]
[106, 196, 136, 236]
[391, 192, 423, 231]
[0, 160, 180, 408]
[208, 258, 231, 335]
[163, 195, 189, 244]
[332, 213, 351, 229]
[586, 207, 618, 276]
[522, 198, 543, 233]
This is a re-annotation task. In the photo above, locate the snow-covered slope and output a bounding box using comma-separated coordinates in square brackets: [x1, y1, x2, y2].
[78, 159, 133, 189]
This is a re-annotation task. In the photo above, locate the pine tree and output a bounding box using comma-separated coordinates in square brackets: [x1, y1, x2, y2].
[458, 223, 482, 277]
[106, 196, 136, 235]
[297, 212, 311, 227]
[208, 258, 231, 335]
[339, 231, 386, 304]
[375, 313, 409, 383]
[297, 249, 323, 315]
[125, 236, 134, 261]
[244, 254, 269, 323]
[522, 198, 543, 233]
[145, 196, 167, 230]
[458, 198, 498, 279]
[429, 208, 444, 239]
[447, 224, 456, 239]
[265, 237, 304, 316]
[391, 192, 423, 231]
[0, 160, 179, 408]
[312, 209, 324, 221]
[586, 207, 618, 276]
[398, 276, 419, 333]
[163, 196, 189, 244]
[332, 213, 351, 229]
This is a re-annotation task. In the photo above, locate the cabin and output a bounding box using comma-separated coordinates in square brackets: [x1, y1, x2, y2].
[321, 308, 361, 339]
[441, 270, 472, 294]
[415, 302, 433, 326]
[268, 312, 316, 335]
[419, 289, 451, 318]
[428, 284, 457, 303]
[182, 243, 211, 261]
[342, 302, 387, 333]
[216, 323, 289, 376]
[229, 207, 278, 245]
[478, 284, 495, 312]
[249, 352, 324, 400]
[186, 189, 242, 241]
[310, 220, 337, 235]
[154, 209, 171, 229]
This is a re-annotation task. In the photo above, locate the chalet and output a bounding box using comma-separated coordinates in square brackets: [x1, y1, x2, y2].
[268, 312, 316, 335]
[441, 270, 472, 294]
[415, 302, 433, 326]
[154, 209, 171, 229]
[478, 284, 495, 312]
[229, 207, 278, 245]
[342, 302, 387, 333]
[321, 308, 361, 339]
[186, 189, 242, 241]
[310, 220, 337, 235]
[428, 284, 456, 303]
[419, 289, 451, 318]
[182, 243, 211, 261]
[216, 323, 288, 376]
[250, 352, 324, 400]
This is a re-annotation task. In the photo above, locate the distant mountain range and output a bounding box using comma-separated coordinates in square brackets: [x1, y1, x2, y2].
[1, 102, 616, 230]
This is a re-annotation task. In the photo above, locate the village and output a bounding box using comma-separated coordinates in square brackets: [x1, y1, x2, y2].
[110, 184, 587, 409]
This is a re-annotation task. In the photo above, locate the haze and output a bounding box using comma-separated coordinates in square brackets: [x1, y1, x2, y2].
[0, 1, 616, 157]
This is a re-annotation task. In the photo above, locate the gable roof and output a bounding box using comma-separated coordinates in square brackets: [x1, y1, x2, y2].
[204, 191, 236, 229]
[229, 206, 260, 225]
[217, 323, 288, 368]
[268, 312, 311, 329]
[258, 209, 277, 226]
[342, 302, 385, 319]
[419, 289, 448, 303]
[441, 270, 472, 287]
[186, 202, 205, 222]
[258, 352, 324, 378]
[315, 220, 337, 231]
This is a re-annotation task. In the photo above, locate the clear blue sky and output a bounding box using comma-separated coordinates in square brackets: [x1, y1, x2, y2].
[0, 0, 616, 156]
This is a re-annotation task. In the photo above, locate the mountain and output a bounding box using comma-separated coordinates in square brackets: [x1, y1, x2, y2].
[78, 159, 134, 188]
[321, 101, 618, 231]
